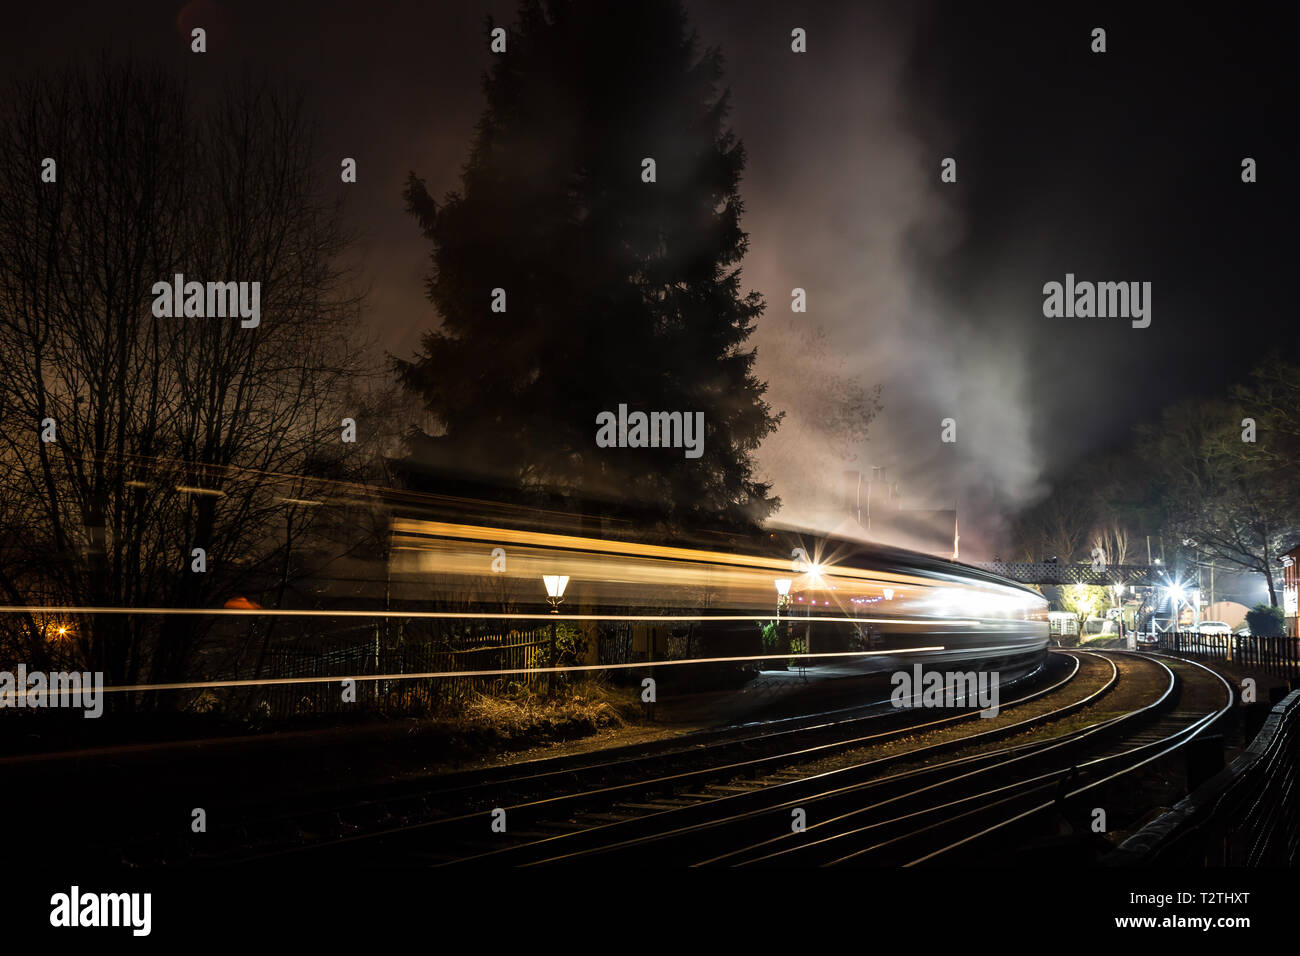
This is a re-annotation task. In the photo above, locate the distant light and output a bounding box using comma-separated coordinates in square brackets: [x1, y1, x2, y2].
[542, 575, 569, 600]
[883, 588, 895, 601]
[176, 486, 225, 497]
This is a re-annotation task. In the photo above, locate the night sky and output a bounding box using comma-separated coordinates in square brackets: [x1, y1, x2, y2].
[5, 1, 1295, 556]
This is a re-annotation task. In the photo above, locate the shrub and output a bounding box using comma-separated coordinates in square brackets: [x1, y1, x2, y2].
[789, 635, 807, 668]
[1245, 603, 1285, 638]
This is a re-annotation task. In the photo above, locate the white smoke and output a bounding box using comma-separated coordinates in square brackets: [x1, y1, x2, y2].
[691, 0, 1048, 556]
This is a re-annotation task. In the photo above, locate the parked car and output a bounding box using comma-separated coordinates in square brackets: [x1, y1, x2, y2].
[1197, 620, 1232, 645]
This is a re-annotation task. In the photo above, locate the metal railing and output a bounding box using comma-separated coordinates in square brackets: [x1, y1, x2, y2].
[971, 561, 1165, 586]
[253, 628, 553, 718]
[1108, 689, 1300, 865]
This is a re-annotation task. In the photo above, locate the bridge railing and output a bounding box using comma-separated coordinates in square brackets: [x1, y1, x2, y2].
[970, 562, 1164, 586]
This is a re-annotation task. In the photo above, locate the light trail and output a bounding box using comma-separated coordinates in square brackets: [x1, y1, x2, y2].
[8, 642, 1049, 700]
[59, 646, 950, 696]
[0, 606, 981, 626]
[392, 518, 938, 586]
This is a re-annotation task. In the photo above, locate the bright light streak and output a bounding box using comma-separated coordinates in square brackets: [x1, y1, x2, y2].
[0, 605, 981, 626]
[390, 519, 926, 586]
[84, 645, 950, 695]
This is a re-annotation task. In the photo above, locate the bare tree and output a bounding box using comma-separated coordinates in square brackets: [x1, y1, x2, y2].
[0, 60, 369, 701]
[1142, 398, 1296, 606]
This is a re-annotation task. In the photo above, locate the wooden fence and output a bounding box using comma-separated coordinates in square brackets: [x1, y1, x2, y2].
[1158, 630, 1300, 679]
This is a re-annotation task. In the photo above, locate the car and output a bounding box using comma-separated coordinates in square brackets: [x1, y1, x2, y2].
[1196, 620, 1232, 647]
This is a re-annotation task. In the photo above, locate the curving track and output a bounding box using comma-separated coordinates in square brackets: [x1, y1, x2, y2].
[208, 649, 1237, 868]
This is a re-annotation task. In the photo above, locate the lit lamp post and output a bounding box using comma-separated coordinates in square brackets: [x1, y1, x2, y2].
[1114, 584, 1130, 648]
[542, 574, 569, 695]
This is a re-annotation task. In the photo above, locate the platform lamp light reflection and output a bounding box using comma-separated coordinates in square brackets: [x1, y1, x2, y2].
[543, 575, 569, 694]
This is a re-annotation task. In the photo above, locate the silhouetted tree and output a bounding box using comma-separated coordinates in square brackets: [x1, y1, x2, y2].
[0, 61, 368, 698]
[1142, 392, 1297, 607]
[396, 0, 779, 534]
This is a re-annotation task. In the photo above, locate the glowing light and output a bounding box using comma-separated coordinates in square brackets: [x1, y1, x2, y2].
[774, 578, 792, 597]
[0, 605, 983, 626]
[542, 575, 569, 600]
[175, 485, 225, 497]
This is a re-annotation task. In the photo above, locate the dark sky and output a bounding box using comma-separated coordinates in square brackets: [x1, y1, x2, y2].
[5, 1, 1296, 556]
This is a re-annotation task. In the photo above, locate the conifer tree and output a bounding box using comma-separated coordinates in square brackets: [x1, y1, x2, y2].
[396, 0, 780, 533]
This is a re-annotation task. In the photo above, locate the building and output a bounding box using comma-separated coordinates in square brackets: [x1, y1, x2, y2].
[1283, 544, 1300, 637]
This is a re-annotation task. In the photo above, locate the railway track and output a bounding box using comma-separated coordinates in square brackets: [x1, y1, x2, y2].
[204, 648, 1118, 866]
[121, 648, 1233, 868]
[239, 649, 1232, 867]
[706, 653, 1233, 866]
[161, 651, 1071, 865]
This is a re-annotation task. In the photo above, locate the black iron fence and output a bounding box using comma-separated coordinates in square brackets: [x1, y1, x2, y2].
[1157, 630, 1300, 678]
[1109, 689, 1300, 865]
[250, 628, 553, 719]
[244, 620, 650, 719]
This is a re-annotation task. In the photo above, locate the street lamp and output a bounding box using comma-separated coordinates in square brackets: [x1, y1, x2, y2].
[542, 575, 569, 694]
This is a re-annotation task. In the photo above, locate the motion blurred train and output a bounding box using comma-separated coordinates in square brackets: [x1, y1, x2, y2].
[386, 516, 1049, 682]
